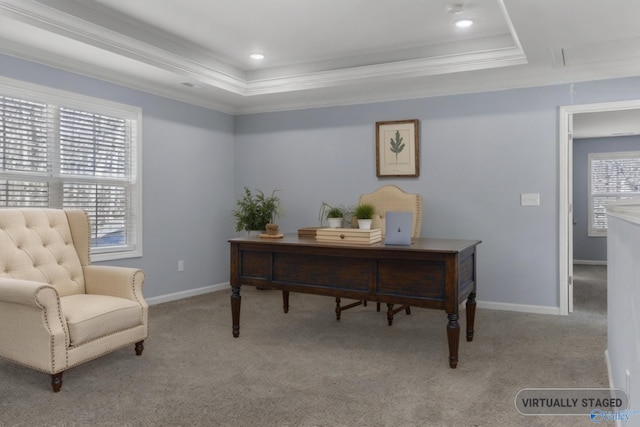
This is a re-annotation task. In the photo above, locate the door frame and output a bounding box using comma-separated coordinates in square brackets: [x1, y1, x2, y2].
[558, 99, 640, 315]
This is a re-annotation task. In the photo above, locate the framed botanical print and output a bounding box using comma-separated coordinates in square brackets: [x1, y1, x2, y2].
[376, 119, 419, 177]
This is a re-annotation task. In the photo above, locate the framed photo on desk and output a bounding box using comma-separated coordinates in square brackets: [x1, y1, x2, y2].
[376, 119, 419, 177]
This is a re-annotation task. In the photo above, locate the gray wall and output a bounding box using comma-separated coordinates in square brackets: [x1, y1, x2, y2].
[573, 135, 640, 262]
[4, 52, 640, 311]
[236, 79, 640, 309]
[0, 53, 236, 300]
[235, 89, 563, 307]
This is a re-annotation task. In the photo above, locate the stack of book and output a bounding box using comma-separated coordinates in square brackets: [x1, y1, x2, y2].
[315, 228, 382, 245]
[298, 227, 320, 238]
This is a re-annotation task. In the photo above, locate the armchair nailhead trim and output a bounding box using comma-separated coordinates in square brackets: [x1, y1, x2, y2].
[81, 210, 91, 265]
[34, 286, 69, 373]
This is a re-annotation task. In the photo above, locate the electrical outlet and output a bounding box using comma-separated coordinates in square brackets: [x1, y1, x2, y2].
[521, 193, 540, 206]
[178, 260, 184, 272]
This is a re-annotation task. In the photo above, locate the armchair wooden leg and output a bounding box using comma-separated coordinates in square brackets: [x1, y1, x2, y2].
[135, 340, 144, 356]
[51, 372, 63, 393]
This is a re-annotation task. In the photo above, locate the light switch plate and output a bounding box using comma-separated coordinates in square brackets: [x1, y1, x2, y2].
[521, 193, 540, 206]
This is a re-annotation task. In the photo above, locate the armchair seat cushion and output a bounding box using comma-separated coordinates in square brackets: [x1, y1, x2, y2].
[60, 294, 143, 347]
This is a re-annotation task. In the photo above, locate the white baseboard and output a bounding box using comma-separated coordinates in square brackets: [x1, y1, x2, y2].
[147, 285, 563, 315]
[146, 282, 229, 306]
[574, 259, 607, 266]
[476, 300, 562, 315]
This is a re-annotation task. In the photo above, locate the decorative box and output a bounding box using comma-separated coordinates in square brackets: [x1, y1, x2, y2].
[315, 227, 382, 244]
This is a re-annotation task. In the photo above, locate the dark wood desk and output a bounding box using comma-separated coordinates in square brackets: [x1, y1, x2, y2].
[229, 234, 480, 368]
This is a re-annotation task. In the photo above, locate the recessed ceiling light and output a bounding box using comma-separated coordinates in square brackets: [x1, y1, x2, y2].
[249, 53, 265, 60]
[454, 19, 474, 28]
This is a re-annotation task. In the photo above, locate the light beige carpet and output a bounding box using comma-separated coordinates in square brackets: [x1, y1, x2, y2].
[0, 267, 607, 426]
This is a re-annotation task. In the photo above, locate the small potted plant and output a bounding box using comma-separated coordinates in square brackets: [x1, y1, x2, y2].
[326, 207, 344, 228]
[233, 187, 280, 234]
[354, 203, 375, 230]
[319, 202, 350, 228]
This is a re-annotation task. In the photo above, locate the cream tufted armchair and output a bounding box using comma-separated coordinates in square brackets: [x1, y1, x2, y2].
[0, 209, 148, 392]
[336, 185, 423, 324]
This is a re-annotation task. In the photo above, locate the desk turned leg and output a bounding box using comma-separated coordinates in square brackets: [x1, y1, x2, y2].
[231, 286, 241, 338]
[282, 291, 289, 313]
[466, 291, 476, 342]
[386, 304, 410, 326]
[446, 313, 460, 369]
[387, 304, 394, 326]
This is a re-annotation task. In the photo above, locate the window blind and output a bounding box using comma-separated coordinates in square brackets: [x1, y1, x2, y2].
[0, 96, 49, 173]
[589, 151, 640, 235]
[0, 83, 141, 260]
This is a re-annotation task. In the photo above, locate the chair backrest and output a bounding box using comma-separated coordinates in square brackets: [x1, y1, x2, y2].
[0, 209, 89, 296]
[358, 185, 423, 237]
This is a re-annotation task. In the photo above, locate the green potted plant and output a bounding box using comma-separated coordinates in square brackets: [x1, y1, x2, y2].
[233, 187, 280, 234]
[326, 207, 344, 228]
[354, 203, 375, 230]
[319, 202, 351, 228]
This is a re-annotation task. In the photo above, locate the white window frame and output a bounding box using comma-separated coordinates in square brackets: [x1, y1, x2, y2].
[588, 150, 640, 237]
[0, 76, 142, 261]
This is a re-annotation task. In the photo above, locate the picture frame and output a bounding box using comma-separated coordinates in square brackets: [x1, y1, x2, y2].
[376, 119, 419, 177]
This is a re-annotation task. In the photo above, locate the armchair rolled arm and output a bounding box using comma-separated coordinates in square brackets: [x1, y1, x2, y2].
[0, 278, 69, 373]
[0, 278, 60, 308]
[83, 265, 146, 305]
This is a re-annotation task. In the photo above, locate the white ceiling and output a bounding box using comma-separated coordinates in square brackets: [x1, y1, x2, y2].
[1, 0, 640, 114]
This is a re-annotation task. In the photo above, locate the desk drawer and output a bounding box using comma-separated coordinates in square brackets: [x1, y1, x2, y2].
[377, 260, 446, 300]
[273, 253, 370, 291]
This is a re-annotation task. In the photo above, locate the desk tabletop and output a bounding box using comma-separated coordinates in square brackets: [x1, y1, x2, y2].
[229, 233, 481, 253]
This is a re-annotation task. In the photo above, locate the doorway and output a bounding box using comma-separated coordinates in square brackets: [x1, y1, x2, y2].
[559, 100, 640, 315]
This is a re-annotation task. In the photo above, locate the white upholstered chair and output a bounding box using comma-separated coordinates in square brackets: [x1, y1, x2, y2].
[0, 209, 148, 392]
[335, 185, 423, 324]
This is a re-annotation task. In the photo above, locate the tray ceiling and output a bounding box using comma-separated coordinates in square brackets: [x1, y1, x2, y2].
[1, 0, 640, 114]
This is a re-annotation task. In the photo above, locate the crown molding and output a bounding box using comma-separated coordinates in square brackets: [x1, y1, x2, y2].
[0, 0, 527, 99]
[244, 47, 527, 96]
[0, 0, 248, 94]
[0, 43, 239, 114]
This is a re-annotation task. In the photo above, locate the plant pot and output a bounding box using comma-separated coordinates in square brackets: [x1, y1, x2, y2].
[266, 223, 280, 235]
[327, 218, 343, 228]
[357, 219, 372, 230]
